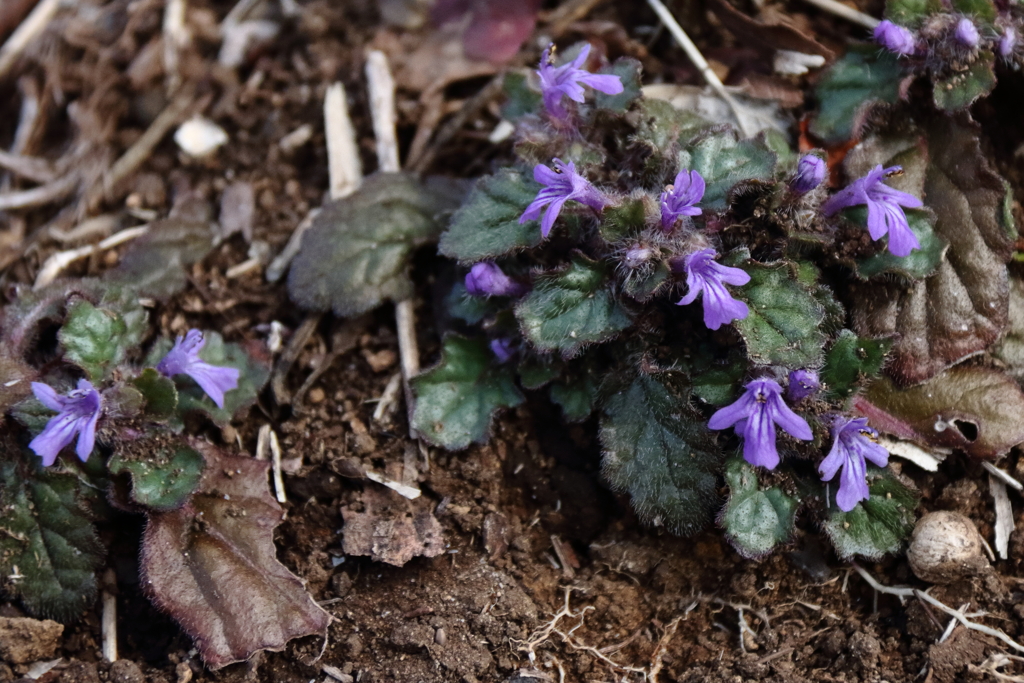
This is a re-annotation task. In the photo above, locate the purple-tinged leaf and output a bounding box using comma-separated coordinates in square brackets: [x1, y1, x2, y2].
[141, 443, 331, 669]
[854, 365, 1024, 459]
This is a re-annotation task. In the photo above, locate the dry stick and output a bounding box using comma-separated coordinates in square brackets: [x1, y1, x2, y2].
[365, 50, 422, 437]
[645, 0, 756, 139]
[269, 428, 286, 504]
[797, 0, 879, 30]
[0, 149, 55, 184]
[0, 0, 60, 82]
[101, 568, 117, 662]
[270, 313, 321, 405]
[0, 173, 78, 211]
[851, 563, 1024, 654]
[163, 0, 189, 95]
[86, 85, 197, 210]
[34, 224, 148, 289]
[989, 472, 1014, 560]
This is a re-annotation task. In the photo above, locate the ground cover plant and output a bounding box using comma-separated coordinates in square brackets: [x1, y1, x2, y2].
[3, 0, 1024, 681]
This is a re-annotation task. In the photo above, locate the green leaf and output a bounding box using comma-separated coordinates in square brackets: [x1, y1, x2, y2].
[630, 98, 709, 185]
[851, 118, 1015, 384]
[721, 457, 799, 558]
[109, 441, 204, 511]
[811, 47, 903, 145]
[950, 0, 996, 23]
[732, 260, 826, 368]
[167, 333, 271, 427]
[679, 132, 776, 210]
[515, 253, 632, 357]
[823, 468, 917, 560]
[107, 218, 214, 300]
[690, 358, 744, 407]
[411, 335, 524, 450]
[820, 330, 891, 400]
[933, 56, 996, 111]
[550, 373, 598, 422]
[885, 0, 941, 26]
[851, 208, 947, 280]
[517, 354, 563, 389]
[622, 261, 670, 302]
[856, 366, 1024, 459]
[0, 448, 105, 621]
[288, 173, 467, 317]
[501, 71, 542, 120]
[131, 368, 179, 420]
[439, 169, 544, 263]
[593, 57, 642, 112]
[600, 371, 724, 535]
[599, 196, 647, 241]
[59, 299, 130, 381]
[444, 280, 498, 326]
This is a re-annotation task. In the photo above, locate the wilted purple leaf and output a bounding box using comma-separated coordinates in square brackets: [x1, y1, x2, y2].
[141, 443, 330, 669]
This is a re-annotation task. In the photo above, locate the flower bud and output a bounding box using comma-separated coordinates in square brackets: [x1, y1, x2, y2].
[786, 369, 820, 402]
[623, 245, 654, 270]
[953, 18, 980, 48]
[873, 20, 916, 55]
[490, 338, 515, 363]
[790, 155, 826, 194]
[465, 262, 524, 297]
[999, 27, 1017, 57]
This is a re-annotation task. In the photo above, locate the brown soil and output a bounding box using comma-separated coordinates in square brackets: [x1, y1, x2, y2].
[1, 1, 1023, 682]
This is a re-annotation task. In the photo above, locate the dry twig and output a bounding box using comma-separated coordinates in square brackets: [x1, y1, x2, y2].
[0, 0, 60, 82]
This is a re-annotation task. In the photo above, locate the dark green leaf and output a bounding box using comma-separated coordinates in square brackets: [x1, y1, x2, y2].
[444, 280, 497, 326]
[515, 253, 632, 357]
[732, 260, 827, 368]
[102, 384, 145, 419]
[933, 56, 996, 111]
[820, 330, 891, 400]
[517, 353, 563, 389]
[593, 57, 642, 112]
[107, 218, 214, 300]
[600, 371, 724, 535]
[851, 118, 1015, 384]
[501, 71, 542, 120]
[823, 468, 917, 560]
[439, 169, 544, 263]
[411, 335, 524, 450]
[0, 447, 104, 621]
[630, 98, 709, 185]
[599, 196, 647, 241]
[131, 368, 179, 420]
[622, 261, 670, 302]
[289, 173, 467, 316]
[59, 299, 130, 382]
[109, 441, 204, 511]
[951, 0, 996, 22]
[811, 47, 903, 145]
[550, 373, 598, 422]
[721, 457, 799, 558]
[851, 208, 947, 280]
[885, 0, 941, 26]
[679, 132, 777, 210]
[855, 366, 1024, 459]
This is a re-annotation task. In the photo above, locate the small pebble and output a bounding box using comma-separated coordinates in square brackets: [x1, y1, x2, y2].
[308, 387, 325, 404]
[434, 627, 447, 646]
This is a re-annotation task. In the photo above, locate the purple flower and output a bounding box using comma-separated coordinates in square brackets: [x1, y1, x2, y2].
[490, 338, 515, 363]
[999, 27, 1017, 57]
[537, 44, 624, 120]
[791, 155, 827, 194]
[519, 158, 607, 238]
[157, 329, 240, 409]
[660, 170, 705, 231]
[821, 164, 923, 257]
[787, 369, 820, 403]
[874, 20, 916, 55]
[465, 262, 524, 297]
[819, 416, 889, 512]
[28, 379, 102, 466]
[953, 18, 980, 48]
[675, 248, 750, 330]
[709, 378, 813, 470]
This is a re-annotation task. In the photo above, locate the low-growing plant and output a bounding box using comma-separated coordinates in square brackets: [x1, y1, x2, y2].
[289, 41, 1024, 562]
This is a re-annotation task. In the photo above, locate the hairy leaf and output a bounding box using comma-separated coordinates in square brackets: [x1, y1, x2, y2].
[821, 330, 891, 400]
[109, 437, 203, 511]
[411, 335, 524, 449]
[131, 368, 179, 420]
[732, 260, 826, 368]
[439, 169, 543, 263]
[107, 218, 214, 300]
[950, 0, 996, 23]
[885, 0, 941, 26]
[679, 131, 776, 210]
[501, 71, 542, 120]
[630, 98, 709, 185]
[721, 457, 799, 558]
[515, 253, 632, 357]
[851, 117, 1015, 384]
[823, 468, 917, 560]
[0, 445, 104, 622]
[550, 373, 598, 422]
[854, 366, 1024, 459]
[517, 353, 563, 389]
[600, 371, 724, 535]
[289, 173, 466, 316]
[933, 57, 996, 112]
[58, 300, 131, 382]
[811, 47, 902, 145]
[593, 57, 642, 112]
[141, 443, 331, 669]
